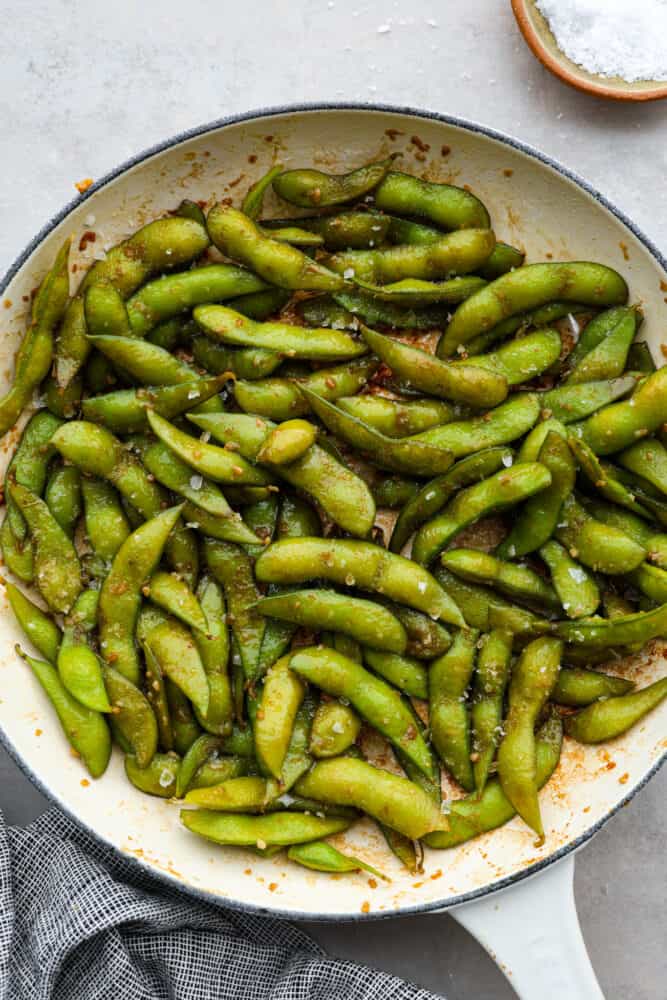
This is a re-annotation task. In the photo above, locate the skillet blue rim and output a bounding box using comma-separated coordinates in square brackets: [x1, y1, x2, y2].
[0, 101, 665, 923]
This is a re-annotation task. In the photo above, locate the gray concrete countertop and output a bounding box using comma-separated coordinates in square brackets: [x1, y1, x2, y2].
[0, 2, 664, 997]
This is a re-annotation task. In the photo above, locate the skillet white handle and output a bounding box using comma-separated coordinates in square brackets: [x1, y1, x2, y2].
[451, 855, 605, 999]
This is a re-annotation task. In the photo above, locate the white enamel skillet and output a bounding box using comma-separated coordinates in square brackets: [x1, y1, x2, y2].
[0, 105, 664, 999]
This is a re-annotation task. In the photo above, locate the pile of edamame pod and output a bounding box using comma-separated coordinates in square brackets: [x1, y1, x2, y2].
[2, 153, 666, 879]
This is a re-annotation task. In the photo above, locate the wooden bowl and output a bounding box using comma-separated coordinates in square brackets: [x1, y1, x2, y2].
[512, 0, 667, 102]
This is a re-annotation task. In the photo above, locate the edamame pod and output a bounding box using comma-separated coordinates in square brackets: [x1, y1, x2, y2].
[234, 358, 377, 421]
[363, 650, 428, 700]
[309, 700, 361, 758]
[332, 290, 451, 330]
[18, 646, 111, 778]
[257, 590, 408, 653]
[565, 306, 638, 372]
[0, 240, 70, 435]
[263, 211, 391, 250]
[207, 206, 344, 291]
[619, 438, 667, 497]
[44, 465, 81, 538]
[255, 537, 465, 627]
[242, 163, 284, 219]
[461, 328, 562, 386]
[194, 305, 366, 362]
[256, 419, 317, 465]
[412, 393, 540, 458]
[542, 375, 638, 424]
[273, 156, 396, 208]
[360, 326, 507, 408]
[300, 388, 454, 476]
[191, 335, 281, 380]
[9, 482, 82, 614]
[353, 275, 487, 306]
[425, 712, 562, 849]
[496, 636, 562, 841]
[295, 757, 446, 839]
[497, 431, 576, 558]
[374, 171, 491, 230]
[554, 602, 667, 647]
[565, 307, 636, 384]
[104, 663, 157, 768]
[82, 376, 227, 434]
[442, 549, 560, 610]
[552, 668, 633, 707]
[337, 395, 453, 438]
[287, 841, 385, 879]
[125, 752, 180, 798]
[435, 567, 548, 635]
[181, 809, 350, 847]
[125, 265, 267, 337]
[5, 410, 63, 541]
[413, 462, 551, 566]
[145, 571, 207, 632]
[328, 229, 496, 284]
[578, 367, 667, 455]
[145, 619, 210, 718]
[205, 540, 265, 680]
[191, 576, 233, 736]
[253, 656, 305, 779]
[568, 434, 649, 518]
[471, 629, 513, 796]
[555, 495, 646, 574]
[539, 540, 600, 619]
[81, 478, 130, 568]
[0, 516, 34, 583]
[565, 678, 667, 742]
[57, 219, 210, 387]
[439, 262, 628, 357]
[58, 590, 110, 713]
[98, 505, 182, 684]
[5, 581, 61, 663]
[429, 630, 478, 790]
[139, 439, 238, 519]
[189, 412, 376, 537]
[290, 646, 434, 777]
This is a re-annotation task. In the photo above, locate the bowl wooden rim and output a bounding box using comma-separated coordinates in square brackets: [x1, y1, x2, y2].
[512, 0, 667, 102]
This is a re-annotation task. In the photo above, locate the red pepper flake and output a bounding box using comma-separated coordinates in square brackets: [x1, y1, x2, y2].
[410, 135, 430, 153]
[619, 242, 630, 261]
[385, 128, 404, 141]
[78, 231, 96, 252]
[619, 772, 629, 784]
[264, 135, 274, 143]
[367, 878, 377, 889]
[228, 174, 245, 189]
[503, 168, 513, 178]
[360, 901, 370, 913]
[268, 882, 278, 892]
[441, 144, 451, 157]
[75, 178, 94, 194]
[34, 728, 42, 737]
[2, 299, 11, 309]
[80, 778, 90, 788]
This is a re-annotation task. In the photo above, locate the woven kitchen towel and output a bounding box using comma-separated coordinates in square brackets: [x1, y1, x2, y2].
[0, 806, 442, 1000]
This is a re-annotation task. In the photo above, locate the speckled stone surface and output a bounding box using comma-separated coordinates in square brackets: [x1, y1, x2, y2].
[0, 3, 664, 997]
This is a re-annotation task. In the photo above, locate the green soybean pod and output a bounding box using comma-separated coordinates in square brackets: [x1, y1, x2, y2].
[181, 809, 351, 847]
[539, 540, 600, 619]
[373, 476, 419, 509]
[204, 539, 265, 680]
[618, 438, 667, 497]
[191, 576, 233, 737]
[231, 287, 292, 321]
[388, 605, 452, 660]
[142, 641, 173, 752]
[287, 841, 386, 879]
[5, 409, 63, 541]
[17, 646, 111, 778]
[363, 650, 428, 700]
[542, 375, 638, 424]
[352, 275, 487, 306]
[565, 307, 636, 384]
[628, 563, 667, 604]
[125, 752, 180, 798]
[496, 636, 562, 841]
[145, 619, 210, 719]
[139, 438, 239, 520]
[554, 602, 667, 648]
[167, 679, 202, 756]
[333, 290, 452, 331]
[555, 495, 646, 575]
[471, 630, 513, 796]
[0, 516, 34, 583]
[579, 367, 667, 455]
[5, 581, 61, 664]
[44, 465, 82, 538]
[289, 646, 434, 778]
[412, 462, 551, 566]
[565, 305, 638, 372]
[206, 205, 344, 291]
[439, 262, 628, 357]
[58, 590, 110, 713]
[327, 229, 496, 284]
[146, 571, 208, 633]
[373, 171, 491, 230]
[425, 711, 562, 849]
[299, 388, 455, 477]
[309, 700, 361, 758]
[125, 264, 268, 337]
[233, 357, 377, 421]
[412, 393, 541, 459]
[242, 163, 284, 218]
[429, 629, 478, 791]
[256, 419, 317, 466]
[497, 431, 576, 559]
[568, 435, 650, 518]
[81, 376, 227, 434]
[478, 242, 526, 280]
[84, 283, 132, 339]
[263, 211, 391, 250]
[435, 567, 547, 635]
[189, 756, 252, 790]
[442, 549, 560, 611]
[191, 336, 281, 381]
[390, 447, 513, 554]
[462, 328, 562, 386]
[359, 326, 508, 409]
[272, 156, 397, 208]
[55, 218, 210, 387]
[294, 756, 446, 840]
[81, 478, 130, 567]
[337, 395, 453, 438]
[625, 340, 656, 373]
[98, 505, 182, 684]
[552, 668, 634, 707]
[9, 481, 82, 615]
[565, 678, 667, 742]
[253, 655, 305, 779]
[104, 664, 157, 768]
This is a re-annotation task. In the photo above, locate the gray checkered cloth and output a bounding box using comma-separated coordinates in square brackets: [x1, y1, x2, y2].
[0, 807, 442, 999]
